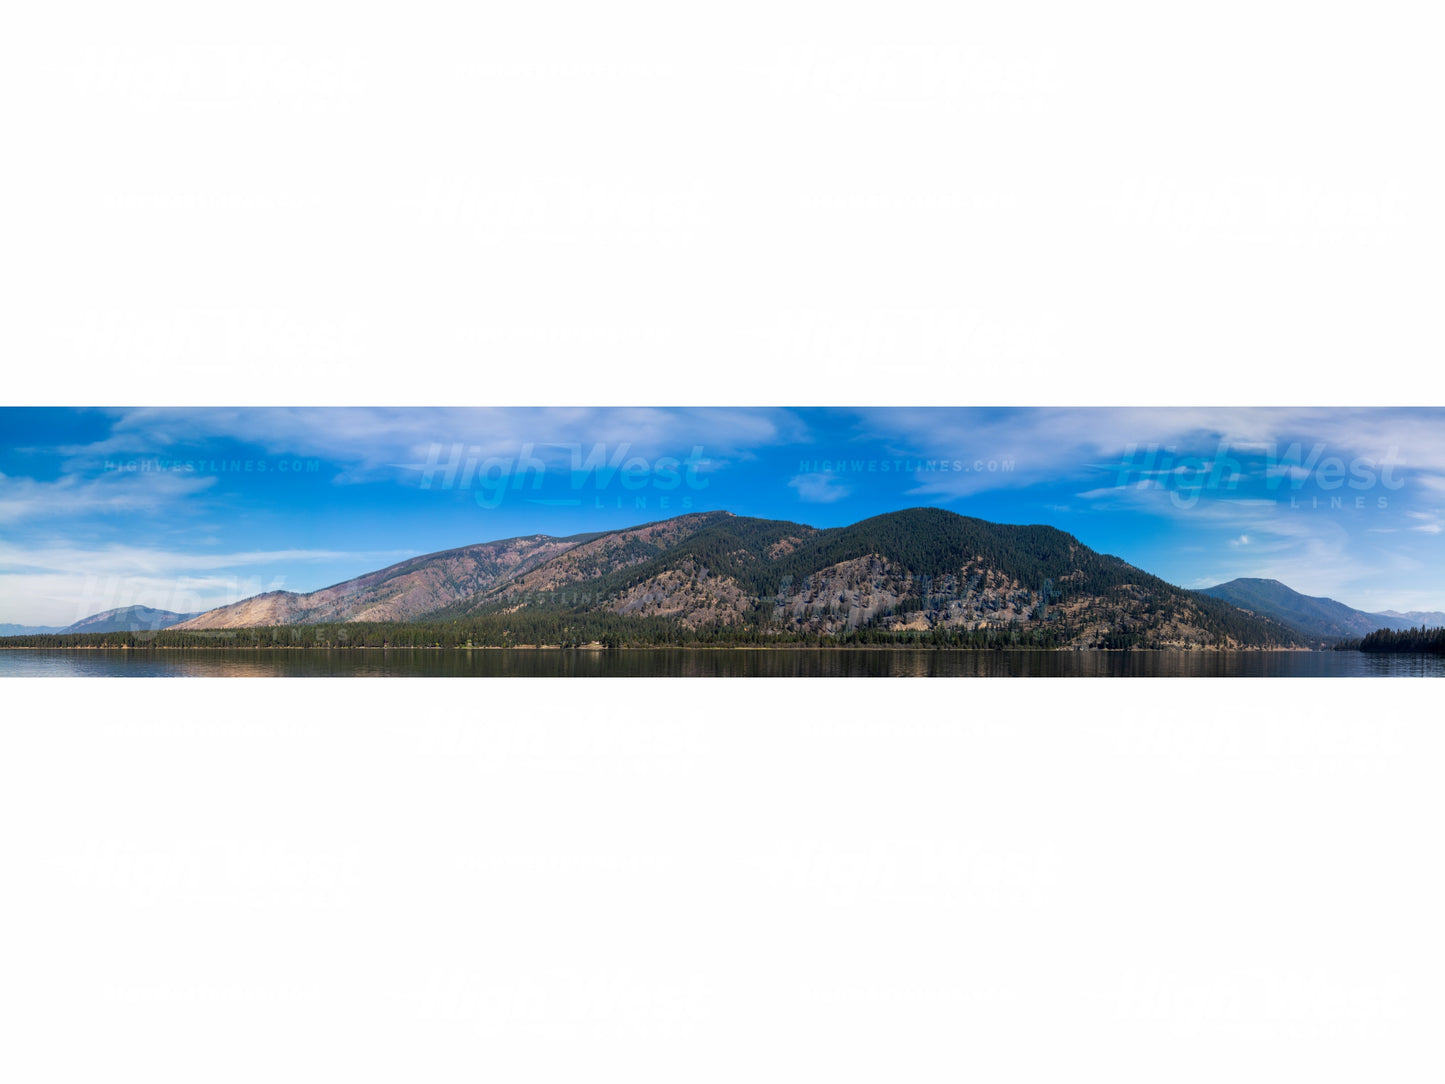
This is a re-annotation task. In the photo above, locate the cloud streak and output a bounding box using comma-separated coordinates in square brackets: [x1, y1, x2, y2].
[0, 542, 419, 625]
[56, 407, 813, 485]
[0, 469, 218, 522]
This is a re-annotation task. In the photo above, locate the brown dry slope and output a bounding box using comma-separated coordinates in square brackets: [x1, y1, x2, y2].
[171, 533, 597, 629]
[172, 512, 737, 629]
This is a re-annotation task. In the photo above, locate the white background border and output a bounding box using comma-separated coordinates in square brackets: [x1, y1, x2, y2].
[3, 2, 1443, 1080]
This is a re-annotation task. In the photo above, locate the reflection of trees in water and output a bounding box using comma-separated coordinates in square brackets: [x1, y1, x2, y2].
[8, 648, 1445, 679]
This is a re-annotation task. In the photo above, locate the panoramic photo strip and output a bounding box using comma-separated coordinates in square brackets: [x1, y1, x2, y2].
[2, 406, 1441, 677]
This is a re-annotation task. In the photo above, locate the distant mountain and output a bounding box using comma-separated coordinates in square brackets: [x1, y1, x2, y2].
[1376, 608, 1445, 628]
[1199, 579, 1435, 639]
[0, 609, 198, 636]
[61, 606, 203, 634]
[64, 509, 1313, 649]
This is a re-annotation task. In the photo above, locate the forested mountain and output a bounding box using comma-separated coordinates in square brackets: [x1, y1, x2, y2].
[0, 623, 65, 636]
[435, 508, 1304, 648]
[7, 509, 1314, 650]
[443, 511, 753, 607]
[1200, 578, 1426, 639]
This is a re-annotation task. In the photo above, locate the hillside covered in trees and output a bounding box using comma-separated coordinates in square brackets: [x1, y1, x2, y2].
[443, 508, 1308, 649]
[1354, 626, 1445, 654]
[0, 509, 1315, 651]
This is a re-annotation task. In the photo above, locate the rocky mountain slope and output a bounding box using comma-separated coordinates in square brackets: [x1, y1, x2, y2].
[164, 509, 1310, 648]
[169, 532, 614, 629]
[442, 508, 1304, 648]
[171, 515, 728, 630]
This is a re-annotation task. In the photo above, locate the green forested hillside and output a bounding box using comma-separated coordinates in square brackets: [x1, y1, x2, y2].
[1356, 626, 1445, 654]
[435, 508, 1306, 648]
[1200, 578, 1414, 639]
[0, 508, 1312, 651]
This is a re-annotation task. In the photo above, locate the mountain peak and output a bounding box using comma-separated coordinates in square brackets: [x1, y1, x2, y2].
[12, 508, 1309, 649]
[61, 605, 202, 634]
[1199, 578, 1437, 639]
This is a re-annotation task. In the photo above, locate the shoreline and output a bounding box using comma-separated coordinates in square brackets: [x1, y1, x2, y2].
[0, 643, 1327, 653]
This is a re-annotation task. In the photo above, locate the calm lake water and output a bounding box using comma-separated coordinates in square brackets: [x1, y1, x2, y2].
[1, 648, 1442, 677]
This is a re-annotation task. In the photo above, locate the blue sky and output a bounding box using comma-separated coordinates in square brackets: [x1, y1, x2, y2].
[2, 407, 1442, 625]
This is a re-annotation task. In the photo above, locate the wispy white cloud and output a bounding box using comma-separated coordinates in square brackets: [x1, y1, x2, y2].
[0, 469, 217, 522]
[54, 407, 813, 485]
[788, 472, 851, 504]
[0, 541, 415, 576]
[1405, 510, 1444, 534]
[0, 541, 418, 626]
[848, 407, 1445, 504]
[1067, 479, 1398, 602]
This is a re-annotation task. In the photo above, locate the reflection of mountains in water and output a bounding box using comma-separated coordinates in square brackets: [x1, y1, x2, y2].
[4, 647, 1444, 678]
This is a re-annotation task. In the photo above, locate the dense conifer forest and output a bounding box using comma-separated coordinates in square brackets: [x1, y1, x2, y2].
[1352, 626, 1445, 654]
